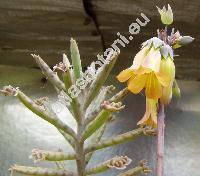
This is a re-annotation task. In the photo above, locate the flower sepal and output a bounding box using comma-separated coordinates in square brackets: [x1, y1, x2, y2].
[160, 45, 173, 60]
[157, 4, 173, 25]
[142, 37, 164, 50]
[173, 36, 194, 49]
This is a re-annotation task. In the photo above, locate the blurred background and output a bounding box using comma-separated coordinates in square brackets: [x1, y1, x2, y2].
[0, 0, 199, 176]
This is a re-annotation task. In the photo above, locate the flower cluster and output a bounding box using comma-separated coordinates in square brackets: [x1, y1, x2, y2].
[117, 37, 175, 127]
[117, 5, 194, 128]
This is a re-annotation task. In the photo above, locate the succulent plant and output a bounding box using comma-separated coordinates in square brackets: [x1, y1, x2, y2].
[1, 39, 155, 176]
[1, 5, 193, 176]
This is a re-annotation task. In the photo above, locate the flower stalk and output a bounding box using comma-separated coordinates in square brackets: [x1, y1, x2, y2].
[156, 103, 165, 176]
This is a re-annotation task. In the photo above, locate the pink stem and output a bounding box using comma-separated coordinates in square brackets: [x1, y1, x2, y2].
[156, 103, 165, 176]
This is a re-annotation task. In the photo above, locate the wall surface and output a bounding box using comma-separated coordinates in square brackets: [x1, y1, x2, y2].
[0, 0, 199, 80]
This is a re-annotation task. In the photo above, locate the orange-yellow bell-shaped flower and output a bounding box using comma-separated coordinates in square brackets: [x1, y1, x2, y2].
[159, 56, 175, 105]
[117, 39, 175, 100]
[137, 98, 158, 128]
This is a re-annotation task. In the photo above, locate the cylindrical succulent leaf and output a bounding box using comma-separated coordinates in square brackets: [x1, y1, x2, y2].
[70, 38, 83, 80]
[30, 149, 76, 162]
[10, 165, 76, 176]
[84, 52, 119, 110]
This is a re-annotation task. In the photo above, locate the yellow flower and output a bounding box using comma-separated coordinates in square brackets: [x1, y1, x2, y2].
[160, 57, 175, 105]
[132, 45, 161, 73]
[157, 4, 173, 25]
[161, 83, 173, 105]
[117, 39, 176, 128]
[137, 98, 158, 128]
[132, 38, 164, 74]
[117, 40, 175, 100]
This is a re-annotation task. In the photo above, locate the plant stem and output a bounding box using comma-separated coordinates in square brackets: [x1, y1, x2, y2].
[76, 123, 86, 176]
[76, 142, 85, 176]
[156, 103, 165, 176]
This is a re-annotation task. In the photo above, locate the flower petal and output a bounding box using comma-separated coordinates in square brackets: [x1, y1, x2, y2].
[133, 66, 152, 75]
[137, 98, 158, 128]
[145, 72, 162, 99]
[156, 58, 175, 87]
[150, 111, 158, 128]
[142, 48, 161, 73]
[160, 82, 173, 105]
[137, 112, 150, 126]
[132, 46, 148, 70]
[117, 69, 134, 82]
[127, 74, 147, 94]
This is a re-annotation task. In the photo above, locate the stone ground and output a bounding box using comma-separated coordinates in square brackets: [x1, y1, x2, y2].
[0, 65, 200, 176]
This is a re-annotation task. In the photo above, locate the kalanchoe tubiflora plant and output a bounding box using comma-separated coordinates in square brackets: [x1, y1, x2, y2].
[1, 39, 155, 176]
[0, 4, 194, 176]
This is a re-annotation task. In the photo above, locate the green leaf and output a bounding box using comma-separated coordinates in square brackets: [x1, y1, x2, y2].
[85, 128, 156, 153]
[83, 110, 111, 140]
[31, 54, 65, 91]
[84, 53, 119, 110]
[70, 38, 83, 80]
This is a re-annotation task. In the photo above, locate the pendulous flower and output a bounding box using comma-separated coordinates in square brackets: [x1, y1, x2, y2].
[157, 4, 173, 25]
[117, 39, 176, 128]
[117, 38, 175, 100]
[137, 98, 158, 128]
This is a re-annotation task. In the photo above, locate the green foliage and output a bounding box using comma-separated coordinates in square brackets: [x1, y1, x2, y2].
[1, 39, 154, 176]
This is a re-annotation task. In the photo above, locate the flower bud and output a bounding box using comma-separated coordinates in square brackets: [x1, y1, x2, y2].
[179, 36, 194, 45]
[172, 80, 181, 98]
[160, 83, 173, 105]
[173, 36, 194, 49]
[157, 4, 173, 25]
